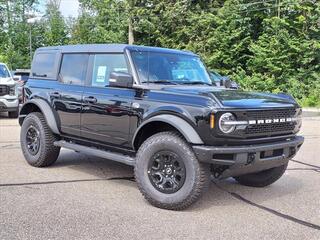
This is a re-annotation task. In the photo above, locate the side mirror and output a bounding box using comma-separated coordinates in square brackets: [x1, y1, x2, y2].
[229, 81, 240, 89]
[109, 72, 134, 88]
[220, 77, 231, 88]
[220, 77, 239, 89]
[13, 76, 20, 81]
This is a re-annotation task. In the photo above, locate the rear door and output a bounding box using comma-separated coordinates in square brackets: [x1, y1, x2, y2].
[53, 53, 89, 137]
[81, 53, 135, 148]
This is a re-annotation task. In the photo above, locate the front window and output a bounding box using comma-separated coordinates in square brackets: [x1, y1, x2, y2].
[0, 64, 11, 78]
[91, 54, 128, 87]
[131, 51, 211, 85]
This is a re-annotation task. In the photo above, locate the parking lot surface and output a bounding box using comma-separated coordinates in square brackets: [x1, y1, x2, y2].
[0, 112, 319, 240]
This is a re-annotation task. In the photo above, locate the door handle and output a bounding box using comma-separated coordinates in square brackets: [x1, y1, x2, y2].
[84, 96, 97, 104]
[50, 92, 61, 98]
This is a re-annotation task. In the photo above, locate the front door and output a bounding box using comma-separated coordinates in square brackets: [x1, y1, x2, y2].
[81, 54, 134, 148]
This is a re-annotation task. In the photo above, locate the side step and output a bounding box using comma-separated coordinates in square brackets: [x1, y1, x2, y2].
[54, 140, 136, 166]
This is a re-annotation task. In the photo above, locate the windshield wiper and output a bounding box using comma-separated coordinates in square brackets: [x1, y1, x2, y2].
[142, 80, 178, 85]
[180, 81, 212, 86]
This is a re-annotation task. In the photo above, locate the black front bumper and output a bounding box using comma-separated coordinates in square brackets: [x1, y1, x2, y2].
[193, 136, 304, 178]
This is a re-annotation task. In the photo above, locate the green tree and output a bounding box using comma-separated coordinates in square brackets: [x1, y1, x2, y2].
[0, 0, 37, 69]
[43, 0, 69, 46]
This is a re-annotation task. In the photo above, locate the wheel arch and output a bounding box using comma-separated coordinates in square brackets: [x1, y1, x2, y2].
[132, 114, 203, 151]
[19, 99, 60, 134]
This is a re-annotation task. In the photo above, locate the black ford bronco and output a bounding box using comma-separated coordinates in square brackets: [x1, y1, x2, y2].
[19, 44, 304, 210]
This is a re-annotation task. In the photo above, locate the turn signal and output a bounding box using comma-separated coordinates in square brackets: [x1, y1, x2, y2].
[210, 114, 215, 129]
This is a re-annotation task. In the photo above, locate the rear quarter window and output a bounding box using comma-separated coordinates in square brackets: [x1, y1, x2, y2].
[31, 52, 57, 79]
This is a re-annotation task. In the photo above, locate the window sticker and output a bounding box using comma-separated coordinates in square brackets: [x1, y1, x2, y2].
[96, 66, 107, 83]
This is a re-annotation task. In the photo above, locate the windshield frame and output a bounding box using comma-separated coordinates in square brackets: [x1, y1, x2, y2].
[0, 64, 12, 79]
[128, 50, 212, 86]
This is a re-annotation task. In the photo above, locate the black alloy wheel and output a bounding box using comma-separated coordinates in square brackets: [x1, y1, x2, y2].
[148, 150, 186, 194]
[25, 125, 41, 155]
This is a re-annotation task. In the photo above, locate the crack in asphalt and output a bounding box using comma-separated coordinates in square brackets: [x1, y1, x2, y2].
[0, 140, 20, 143]
[304, 137, 320, 140]
[290, 159, 320, 169]
[213, 182, 320, 231]
[0, 145, 20, 149]
[287, 168, 320, 173]
[0, 176, 135, 187]
[0, 124, 20, 127]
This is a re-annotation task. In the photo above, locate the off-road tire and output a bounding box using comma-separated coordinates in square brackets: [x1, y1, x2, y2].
[234, 163, 288, 187]
[134, 131, 210, 210]
[8, 109, 19, 118]
[20, 112, 60, 167]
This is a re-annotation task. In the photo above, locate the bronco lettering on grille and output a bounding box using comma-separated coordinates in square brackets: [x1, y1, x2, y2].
[249, 118, 296, 125]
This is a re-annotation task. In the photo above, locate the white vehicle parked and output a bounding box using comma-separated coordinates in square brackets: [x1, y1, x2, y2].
[0, 63, 19, 118]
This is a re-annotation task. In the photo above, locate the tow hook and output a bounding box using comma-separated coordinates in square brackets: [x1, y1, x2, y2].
[247, 153, 256, 165]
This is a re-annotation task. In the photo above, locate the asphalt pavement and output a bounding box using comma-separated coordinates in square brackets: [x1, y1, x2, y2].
[0, 111, 319, 240]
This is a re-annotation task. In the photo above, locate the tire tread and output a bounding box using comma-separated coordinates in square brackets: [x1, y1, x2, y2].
[20, 112, 60, 167]
[135, 131, 209, 210]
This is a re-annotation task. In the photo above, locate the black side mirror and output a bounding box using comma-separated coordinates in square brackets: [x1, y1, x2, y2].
[109, 72, 134, 88]
[220, 77, 231, 88]
[220, 77, 239, 89]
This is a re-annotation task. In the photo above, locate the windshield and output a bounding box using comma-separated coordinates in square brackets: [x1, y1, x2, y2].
[131, 51, 212, 85]
[0, 64, 11, 78]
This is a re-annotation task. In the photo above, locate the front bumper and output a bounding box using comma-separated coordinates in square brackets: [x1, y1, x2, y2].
[0, 97, 19, 112]
[193, 136, 304, 178]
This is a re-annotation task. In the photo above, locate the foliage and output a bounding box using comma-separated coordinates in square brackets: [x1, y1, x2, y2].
[0, 0, 319, 106]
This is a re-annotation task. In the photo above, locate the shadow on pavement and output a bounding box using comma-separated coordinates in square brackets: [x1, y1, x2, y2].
[47, 149, 305, 213]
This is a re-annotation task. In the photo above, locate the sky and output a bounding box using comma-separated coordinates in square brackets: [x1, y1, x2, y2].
[59, 0, 80, 18]
[37, 0, 80, 18]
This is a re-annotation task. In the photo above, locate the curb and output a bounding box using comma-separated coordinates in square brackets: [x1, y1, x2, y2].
[302, 108, 320, 113]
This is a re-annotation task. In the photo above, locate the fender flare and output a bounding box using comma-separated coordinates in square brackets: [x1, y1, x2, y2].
[19, 99, 60, 134]
[132, 114, 204, 148]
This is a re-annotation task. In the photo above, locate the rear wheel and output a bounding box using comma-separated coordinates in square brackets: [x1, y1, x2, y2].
[20, 112, 60, 167]
[233, 163, 288, 187]
[135, 131, 210, 210]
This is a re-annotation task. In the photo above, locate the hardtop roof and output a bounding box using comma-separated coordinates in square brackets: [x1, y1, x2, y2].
[35, 44, 197, 56]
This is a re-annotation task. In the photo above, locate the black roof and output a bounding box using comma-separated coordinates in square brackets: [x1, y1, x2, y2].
[36, 44, 197, 56]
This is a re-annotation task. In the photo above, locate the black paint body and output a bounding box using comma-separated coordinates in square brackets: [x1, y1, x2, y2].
[22, 44, 302, 156]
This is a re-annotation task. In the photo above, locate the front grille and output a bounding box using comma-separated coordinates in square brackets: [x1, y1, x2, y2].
[244, 108, 299, 137]
[0, 85, 10, 96]
[246, 122, 295, 135]
[246, 109, 297, 119]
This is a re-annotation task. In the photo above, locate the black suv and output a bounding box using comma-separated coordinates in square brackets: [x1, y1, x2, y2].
[19, 44, 304, 210]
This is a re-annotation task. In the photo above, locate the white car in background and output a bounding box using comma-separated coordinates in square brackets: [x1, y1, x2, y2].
[0, 63, 19, 118]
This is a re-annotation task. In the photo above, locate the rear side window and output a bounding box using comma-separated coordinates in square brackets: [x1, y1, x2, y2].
[59, 54, 89, 85]
[32, 53, 56, 78]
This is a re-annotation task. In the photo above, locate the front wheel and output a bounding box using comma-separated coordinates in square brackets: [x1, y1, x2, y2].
[134, 131, 210, 210]
[233, 163, 288, 187]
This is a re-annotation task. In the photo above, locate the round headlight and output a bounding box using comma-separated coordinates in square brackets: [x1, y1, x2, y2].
[219, 113, 236, 133]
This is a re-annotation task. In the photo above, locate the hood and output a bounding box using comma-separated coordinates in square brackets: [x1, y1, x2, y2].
[161, 85, 298, 109]
[0, 77, 15, 86]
